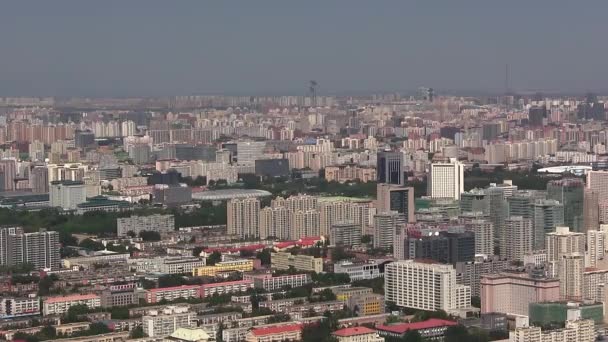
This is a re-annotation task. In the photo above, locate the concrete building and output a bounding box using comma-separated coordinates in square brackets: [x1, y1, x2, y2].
[428, 158, 464, 200]
[384, 260, 470, 314]
[480, 273, 560, 316]
[586, 229, 605, 268]
[501, 216, 533, 262]
[376, 151, 402, 185]
[0, 227, 60, 270]
[583, 189, 600, 232]
[334, 260, 385, 281]
[510, 319, 595, 342]
[146, 285, 201, 304]
[49, 180, 86, 210]
[116, 214, 175, 237]
[0, 159, 17, 191]
[559, 253, 584, 301]
[271, 252, 323, 273]
[547, 178, 584, 232]
[142, 306, 196, 337]
[333, 327, 384, 342]
[455, 255, 510, 297]
[467, 219, 494, 255]
[587, 170, 608, 203]
[376, 184, 415, 222]
[192, 259, 254, 277]
[331, 221, 361, 247]
[252, 273, 312, 291]
[0, 297, 41, 318]
[227, 198, 260, 238]
[30, 166, 49, 193]
[373, 211, 406, 249]
[43, 294, 101, 316]
[546, 226, 585, 265]
[532, 199, 564, 249]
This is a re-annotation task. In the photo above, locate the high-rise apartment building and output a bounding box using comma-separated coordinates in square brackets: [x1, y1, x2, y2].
[501, 216, 533, 262]
[0, 227, 60, 270]
[49, 180, 87, 210]
[29, 166, 49, 193]
[547, 178, 584, 232]
[0, 159, 17, 191]
[259, 206, 290, 239]
[227, 198, 260, 238]
[290, 209, 320, 239]
[116, 214, 175, 237]
[330, 222, 361, 247]
[545, 226, 585, 264]
[376, 151, 402, 185]
[533, 199, 564, 249]
[373, 211, 406, 249]
[236, 141, 265, 165]
[428, 158, 464, 200]
[559, 253, 584, 301]
[376, 184, 415, 222]
[467, 219, 494, 256]
[586, 229, 605, 268]
[384, 260, 470, 313]
[587, 170, 608, 203]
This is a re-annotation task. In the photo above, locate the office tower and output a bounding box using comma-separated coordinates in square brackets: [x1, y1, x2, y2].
[116, 214, 175, 237]
[428, 158, 464, 200]
[408, 230, 475, 265]
[376, 151, 402, 185]
[528, 106, 547, 127]
[227, 198, 260, 238]
[376, 184, 415, 222]
[384, 260, 470, 312]
[559, 253, 584, 301]
[0, 227, 60, 270]
[0, 159, 16, 191]
[330, 221, 361, 247]
[128, 144, 151, 165]
[583, 189, 599, 232]
[545, 226, 585, 264]
[290, 210, 320, 239]
[373, 211, 406, 249]
[467, 219, 494, 255]
[507, 190, 544, 220]
[74, 130, 95, 150]
[49, 180, 87, 210]
[236, 141, 265, 165]
[460, 189, 490, 214]
[501, 216, 533, 262]
[533, 200, 564, 249]
[547, 178, 584, 232]
[586, 230, 605, 268]
[30, 166, 49, 193]
[259, 206, 290, 239]
[28, 140, 45, 162]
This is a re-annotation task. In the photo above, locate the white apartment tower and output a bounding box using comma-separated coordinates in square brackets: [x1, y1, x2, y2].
[227, 198, 260, 238]
[428, 158, 464, 200]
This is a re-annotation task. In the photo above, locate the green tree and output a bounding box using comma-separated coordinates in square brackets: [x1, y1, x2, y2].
[206, 251, 222, 266]
[129, 326, 146, 339]
[471, 296, 481, 308]
[402, 330, 423, 342]
[192, 246, 204, 257]
[444, 325, 471, 342]
[256, 249, 272, 266]
[65, 304, 90, 322]
[88, 322, 111, 335]
[79, 238, 104, 251]
[110, 307, 130, 319]
[139, 230, 161, 241]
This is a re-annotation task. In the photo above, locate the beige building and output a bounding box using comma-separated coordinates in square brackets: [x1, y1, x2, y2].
[558, 253, 584, 301]
[325, 165, 376, 183]
[546, 226, 585, 265]
[376, 183, 415, 223]
[587, 170, 608, 203]
[227, 198, 261, 238]
[480, 273, 560, 316]
[271, 251, 323, 273]
[510, 319, 595, 342]
[501, 216, 533, 262]
[142, 306, 196, 337]
[333, 327, 384, 342]
[245, 323, 302, 342]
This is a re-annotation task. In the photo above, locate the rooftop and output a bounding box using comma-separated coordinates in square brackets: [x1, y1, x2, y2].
[45, 293, 99, 304]
[333, 327, 377, 337]
[251, 323, 302, 336]
[192, 189, 271, 201]
[376, 319, 457, 334]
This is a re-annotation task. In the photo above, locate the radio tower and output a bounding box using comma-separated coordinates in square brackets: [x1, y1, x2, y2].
[309, 80, 318, 107]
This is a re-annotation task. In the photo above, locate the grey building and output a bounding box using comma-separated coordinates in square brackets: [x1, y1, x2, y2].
[330, 221, 361, 247]
[0, 227, 60, 270]
[116, 214, 175, 237]
[255, 159, 290, 178]
[533, 199, 564, 249]
[153, 184, 192, 206]
[74, 130, 95, 150]
[373, 212, 406, 249]
[376, 151, 402, 185]
[547, 178, 584, 232]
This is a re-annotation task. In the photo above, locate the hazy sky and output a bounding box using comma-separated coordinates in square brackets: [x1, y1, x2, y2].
[1, 1, 608, 97]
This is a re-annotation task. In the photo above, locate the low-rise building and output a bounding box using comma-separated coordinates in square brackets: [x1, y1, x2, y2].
[252, 273, 312, 291]
[142, 306, 196, 337]
[146, 285, 201, 304]
[333, 260, 384, 281]
[192, 259, 254, 277]
[271, 252, 323, 273]
[376, 319, 458, 340]
[0, 296, 40, 318]
[333, 327, 385, 342]
[244, 323, 302, 342]
[200, 280, 254, 298]
[43, 294, 101, 316]
[100, 289, 139, 308]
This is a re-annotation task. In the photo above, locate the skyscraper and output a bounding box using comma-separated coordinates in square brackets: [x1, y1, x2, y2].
[428, 158, 464, 200]
[376, 183, 415, 222]
[533, 199, 564, 249]
[558, 253, 584, 301]
[545, 226, 585, 264]
[376, 151, 402, 185]
[467, 219, 494, 256]
[547, 178, 584, 232]
[0, 159, 17, 191]
[29, 166, 49, 194]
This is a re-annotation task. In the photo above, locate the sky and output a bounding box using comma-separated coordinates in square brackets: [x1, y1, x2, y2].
[1, 1, 608, 97]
